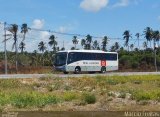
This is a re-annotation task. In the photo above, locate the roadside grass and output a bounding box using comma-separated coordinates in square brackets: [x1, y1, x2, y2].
[131, 90, 160, 101]
[0, 74, 160, 111]
[0, 91, 60, 108]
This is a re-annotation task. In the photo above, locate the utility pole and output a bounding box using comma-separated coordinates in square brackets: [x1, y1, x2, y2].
[154, 41, 157, 72]
[4, 22, 8, 74]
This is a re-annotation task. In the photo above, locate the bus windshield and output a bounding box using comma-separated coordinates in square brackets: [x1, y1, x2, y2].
[54, 52, 67, 66]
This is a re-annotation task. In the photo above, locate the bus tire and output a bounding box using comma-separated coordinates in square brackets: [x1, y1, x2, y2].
[63, 71, 69, 74]
[74, 66, 81, 74]
[101, 67, 106, 73]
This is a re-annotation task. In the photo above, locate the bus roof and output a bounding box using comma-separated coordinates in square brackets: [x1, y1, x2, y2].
[57, 50, 118, 54]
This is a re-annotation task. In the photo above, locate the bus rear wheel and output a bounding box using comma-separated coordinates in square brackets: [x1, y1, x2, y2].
[74, 67, 81, 74]
[101, 67, 106, 73]
[63, 71, 69, 74]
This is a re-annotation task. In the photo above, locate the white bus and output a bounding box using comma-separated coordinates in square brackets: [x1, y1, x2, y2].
[53, 50, 118, 74]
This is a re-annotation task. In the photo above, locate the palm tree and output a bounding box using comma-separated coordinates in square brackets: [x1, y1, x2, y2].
[38, 41, 46, 53]
[130, 44, 134, 51]
[143, 27, 153, 48]
[135, 33, 140, 49]
[8, 24, 18, 73]
[152, 30, 160, 48]
[72, 36, 78, 49]
[21, 23, 29, 42]
[81, 39, 86, 49]
[123, 30, 132, 51]
[32, 50, 38, 66]
[114, 42, 120, 52]
[38, 41, 46, 66]
[152, 30, 159, 72]
[102, 36, 108, 51]
[48, 35, 57, 53]
[110, 42, 120, 52]
[71, 47, 75, 50]
[61, 47, 65, 50]
[110, 45, 115, 52]
[143, 41, 148, 50]
[155, 31, 160, 47]
[93, 40, 99, 50]
[19, 42, 25, 53]
[86, 34, 92, 50]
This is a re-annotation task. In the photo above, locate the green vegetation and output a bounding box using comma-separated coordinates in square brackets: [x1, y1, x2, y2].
[0, 75, 160, 111]
[1, 24, 160, 73]
[82, 93, 96, 104]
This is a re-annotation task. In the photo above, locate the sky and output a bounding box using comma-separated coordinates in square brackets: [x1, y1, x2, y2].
[0, 0, 160, 52]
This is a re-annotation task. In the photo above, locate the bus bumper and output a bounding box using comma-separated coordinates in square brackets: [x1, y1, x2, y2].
[53, 65, 66, 71]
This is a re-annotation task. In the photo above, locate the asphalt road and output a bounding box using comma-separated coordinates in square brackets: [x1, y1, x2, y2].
[0, 72, 160, 79]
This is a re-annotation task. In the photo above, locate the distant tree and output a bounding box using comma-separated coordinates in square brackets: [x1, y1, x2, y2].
[38, 41, 46, 66]
[102, 36, 108, 51]
[57, 47, 60, 51]
[93, 40, 99, 50]
[110, 42, 120, 52]
[152, 30, 159, 72]
[86, 34, 92, 50]
[61, 47, 65, 51]
[81, 39, 86, 49]
[32, 50, 38, 66]
[71, 47, 75, 50]
[123, 30, 132, 51]
[130, 44, 134, 51]
[143, 41, 148, 50]
[19, 42, 25, 53]
[48, 35, 57, 53]
[72, 36, 78, 49]
[21, 23, 29, 42]
[8, 24, 18, 72]
[135, 33, 140, 49]
[114, 42, 120, 52]
[110, 46, 115, 52]
[38, 41, 46, 53]
[143, 27, 153, 47]
[152, 30, 160, 49]
[155, 31, 160, 47]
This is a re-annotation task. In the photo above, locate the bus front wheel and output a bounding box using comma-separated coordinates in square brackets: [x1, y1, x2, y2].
[74, 67, 81, 74]
[101, 67, 106, 73]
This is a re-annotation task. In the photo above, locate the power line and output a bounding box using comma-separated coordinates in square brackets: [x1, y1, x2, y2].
[1, 21, 151, 42]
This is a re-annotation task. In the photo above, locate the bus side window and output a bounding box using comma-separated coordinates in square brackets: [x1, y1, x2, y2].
[68, 53, 74, 63]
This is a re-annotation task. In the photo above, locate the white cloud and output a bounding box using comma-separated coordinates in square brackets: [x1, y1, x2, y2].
[80, 0, 109, 12]
[31, 19, 44, 29]
[58, 26, 69, 33]
[40, 31, 50, 41]
[112, 0, 129, 8]
[57, 24, 74, 33]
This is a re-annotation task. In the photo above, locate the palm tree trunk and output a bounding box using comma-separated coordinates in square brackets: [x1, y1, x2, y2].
[138, 38, 140, 50]
[4, 22, 8, 74]
[14, 35, 18, 73]
[42, 52, 44, 66]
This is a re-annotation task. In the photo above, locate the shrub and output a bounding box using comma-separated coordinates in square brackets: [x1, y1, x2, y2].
[131, 61, 139, 69]
[63, 92, 78, 101]
[82, 93, 96, 104]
